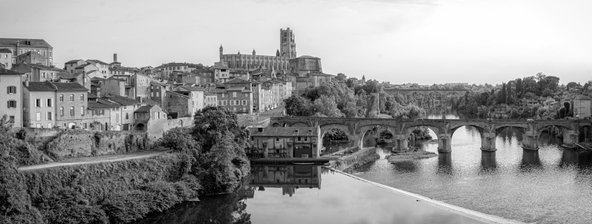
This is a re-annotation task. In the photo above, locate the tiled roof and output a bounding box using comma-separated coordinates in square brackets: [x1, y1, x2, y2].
[135, 105, 154, 113]
[52, 82, 88, 92]
[0, 48, 11, 53]
[0, 68, 23, 76]
[249, 127, 318, 137]
[225, 78, 251, 85]
[0, 38, 52, 48]
[26, 64, 64, 72]
[25, 81, 56, 91]
[65, 59, 84, 64]
[103, 94, 140, 106]
[87, 59, 108, 65]
[75, 63, 92, 69]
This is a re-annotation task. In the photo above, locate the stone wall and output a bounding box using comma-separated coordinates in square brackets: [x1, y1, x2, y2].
[44, 130, 149, 160]
[146, 117, 193, 141]
[329, 147, 380, 172]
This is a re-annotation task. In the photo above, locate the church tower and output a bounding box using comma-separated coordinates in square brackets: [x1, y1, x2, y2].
[219, 45, 223, 60]
[280, 27, 296, 59]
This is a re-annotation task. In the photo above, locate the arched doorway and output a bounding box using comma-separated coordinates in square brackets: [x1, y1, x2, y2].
[135, 123, 146, 132]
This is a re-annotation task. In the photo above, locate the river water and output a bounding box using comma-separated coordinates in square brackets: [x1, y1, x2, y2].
[353, 114, 592, 224]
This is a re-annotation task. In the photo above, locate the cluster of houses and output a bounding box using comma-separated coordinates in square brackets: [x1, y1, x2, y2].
[0, 37, 335, 140]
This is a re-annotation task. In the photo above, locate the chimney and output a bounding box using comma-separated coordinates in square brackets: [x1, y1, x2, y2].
[113, 53, 118, 63]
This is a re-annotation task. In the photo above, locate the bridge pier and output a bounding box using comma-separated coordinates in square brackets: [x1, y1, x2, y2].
[562, 130, 579, 147]
[392, 134, 409, 152]
[480, 132, 496, 152]
[522, 133, 539, 151]
[438, 134, 452, 153]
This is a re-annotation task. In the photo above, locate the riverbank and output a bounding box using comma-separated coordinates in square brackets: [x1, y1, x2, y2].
[327, 147, 380, 172]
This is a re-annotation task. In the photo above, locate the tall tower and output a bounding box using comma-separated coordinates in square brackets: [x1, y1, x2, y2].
[219, 45, 223, 60]
[280, 28, 296, 58]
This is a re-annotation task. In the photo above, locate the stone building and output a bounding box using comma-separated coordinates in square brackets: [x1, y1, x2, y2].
[0, 68, 24, 127]
[249, 126, 321, 159]
[53, 82, 89, 129]
[102, 94, 143, 131]
[13, 63, 63, 82]
[133, 105, 167, 132]
[16, 51, 47, 66]
[23, 82, 56, 128]
[0, 48, 12, 69]
[219, 28, 296, 72]
[0, 38, 53, 66]
[217, 78, 254, 114]
[573, 95, 591, 118]
[165, 87, 205, 118]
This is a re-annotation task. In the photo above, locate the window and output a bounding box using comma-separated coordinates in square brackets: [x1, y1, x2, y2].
[7, 86, 16, 94]
[70, 106, 75, 116]
[8, 116, 14, 123]
[36, 112, 41, 121]
[35, 99, 41, 107]
[80, 94, 84, 101]
[47, 99, 52, 107]
[69, 94, 74, 101]
[81, 106, 85, 116]
[7, 100, 16, 108]
[60, 107, 64, 116]
[125, 113, 129, 119]
[47, 112, 52, 121]
[59, 94, 64, 102]
[232, 92, 237, 97]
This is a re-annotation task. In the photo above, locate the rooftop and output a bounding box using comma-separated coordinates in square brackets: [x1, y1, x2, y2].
[249, 127, 318, 137]
[0, 68, 23, 76]
[0, 48, 12, 53]
[52, 82, 88, 92]
[103, 94, 141, 106]
[25, 81, 56, 92]
[0, 38, 52, 48]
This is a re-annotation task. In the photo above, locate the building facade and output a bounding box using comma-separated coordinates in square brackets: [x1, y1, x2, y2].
[0, 68, 23, 127]
[23, 82, 56, 128]
[0, 48, 11, 69]
[249, 126, 321, 159]
[0, 38, 53, 66]
[54, 83, 89, 129]
[219, 28, 296, 72]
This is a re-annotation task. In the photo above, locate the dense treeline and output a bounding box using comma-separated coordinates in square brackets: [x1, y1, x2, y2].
[0, 107, 251, 224]
[454, 73, 570, 119]
[284, 75, 426, 120]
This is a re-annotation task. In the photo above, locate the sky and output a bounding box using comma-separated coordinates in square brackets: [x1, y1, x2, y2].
[1, 0, 591, 84]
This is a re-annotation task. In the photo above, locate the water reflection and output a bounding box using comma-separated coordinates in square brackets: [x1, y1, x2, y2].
[519, 150, 542, 172]
[480, 152, 497, 173]
[392, 160, 418, 172]
[437, 154, 453, 175]
[138, 191, 252, 224]
[250, 165, 321, 197]
[354, 113, 592, 224]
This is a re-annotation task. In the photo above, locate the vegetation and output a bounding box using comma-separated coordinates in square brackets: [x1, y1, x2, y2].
[0, 106, 250, 223]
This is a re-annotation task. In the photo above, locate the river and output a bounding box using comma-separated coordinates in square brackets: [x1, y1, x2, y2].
[353, 114, 592, 224]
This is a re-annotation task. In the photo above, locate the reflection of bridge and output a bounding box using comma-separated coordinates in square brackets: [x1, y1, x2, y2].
[270, 117, 592, 153]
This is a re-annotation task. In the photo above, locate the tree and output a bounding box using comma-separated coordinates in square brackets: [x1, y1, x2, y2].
[284, 95, 312, 116]
[312, 95, 343, 117]
[192, 106, 248, 152]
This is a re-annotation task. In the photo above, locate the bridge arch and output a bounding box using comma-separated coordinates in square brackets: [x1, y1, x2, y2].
[536, 124, 574, 139]
[357, 125, 397, 148]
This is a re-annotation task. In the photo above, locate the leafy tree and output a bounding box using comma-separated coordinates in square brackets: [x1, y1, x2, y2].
[193, 106, 248, 152]
[312, 95, 343, 117]
[284, 95, 313, 116]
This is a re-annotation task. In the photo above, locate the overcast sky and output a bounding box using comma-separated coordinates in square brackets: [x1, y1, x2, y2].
[1, 0, 590, 84]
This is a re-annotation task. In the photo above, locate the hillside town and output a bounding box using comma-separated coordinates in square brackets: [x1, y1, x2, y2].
[0, 28, 335, 139]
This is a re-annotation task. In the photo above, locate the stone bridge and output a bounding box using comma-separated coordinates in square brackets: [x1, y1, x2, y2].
[269, 117, 592, 153]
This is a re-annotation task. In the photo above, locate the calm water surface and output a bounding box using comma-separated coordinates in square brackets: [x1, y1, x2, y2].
[140, 164, 490, 224]
[353, 114, 592, 224]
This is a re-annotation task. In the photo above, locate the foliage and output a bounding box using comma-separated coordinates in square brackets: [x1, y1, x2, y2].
[157, 127, 200, 154]
[284, 95, 313, 116]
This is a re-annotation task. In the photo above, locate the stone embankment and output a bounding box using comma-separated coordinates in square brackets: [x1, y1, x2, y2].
[21, 128, 150, 162]
[387, 151, 437, 163]
[327, 147, 380, 172]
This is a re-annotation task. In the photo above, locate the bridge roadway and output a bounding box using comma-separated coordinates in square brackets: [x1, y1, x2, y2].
[269, 117, 592, 153]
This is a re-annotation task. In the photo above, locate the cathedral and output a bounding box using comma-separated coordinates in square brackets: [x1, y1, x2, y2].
[219, 28, 296, 72]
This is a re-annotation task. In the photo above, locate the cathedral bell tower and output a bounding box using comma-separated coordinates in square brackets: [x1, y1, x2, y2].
[280, 27, 296, 58]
